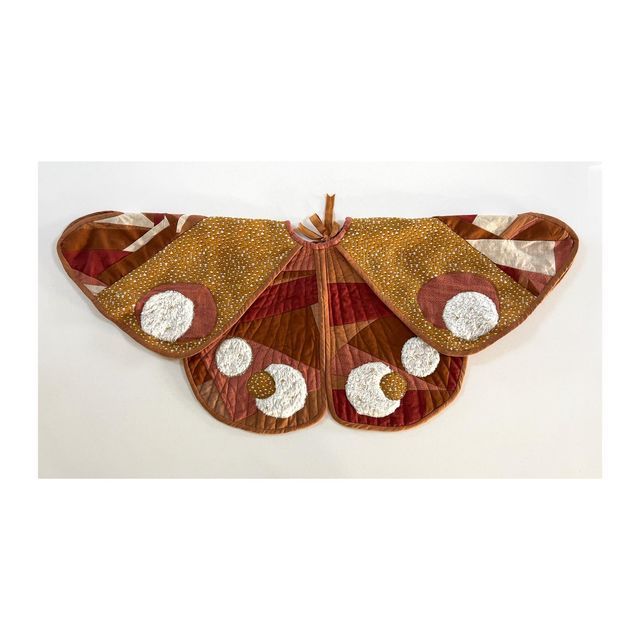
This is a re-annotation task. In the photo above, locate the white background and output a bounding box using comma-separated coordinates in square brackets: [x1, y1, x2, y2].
[39, 162, 600, 478]
[4, 1, 637, 638]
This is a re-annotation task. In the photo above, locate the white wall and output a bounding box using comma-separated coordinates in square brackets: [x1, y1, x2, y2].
[38, 162, 601, 477]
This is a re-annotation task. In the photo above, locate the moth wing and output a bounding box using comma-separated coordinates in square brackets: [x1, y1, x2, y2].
[184, 246, 325, 433]
[324, 248, 466, 430]
[58, 211, 300, 358]
[338, 213, 578, 356]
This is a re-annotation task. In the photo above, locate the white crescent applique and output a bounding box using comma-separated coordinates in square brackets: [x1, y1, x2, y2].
[255, 364, 307, 418]
[345, 362, 400, 418]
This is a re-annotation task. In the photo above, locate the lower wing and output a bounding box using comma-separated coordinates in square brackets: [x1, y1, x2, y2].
[323, 248, 466, 430]
[185, 246, 325, 434]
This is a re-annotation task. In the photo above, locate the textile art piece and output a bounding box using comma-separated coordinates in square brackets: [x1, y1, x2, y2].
[58, 196, 578, 433]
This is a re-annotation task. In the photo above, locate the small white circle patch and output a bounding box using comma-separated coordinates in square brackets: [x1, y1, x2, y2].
[215, 338, 253, 376]
[140, 290, 194, 342]
[345, 362, 401, 418]
[255, 364, 307, 418]
[442, 291, 499, 340]
[401, 337, 440, 377]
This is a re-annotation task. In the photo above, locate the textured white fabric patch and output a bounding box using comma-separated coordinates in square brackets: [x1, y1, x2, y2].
[255, 364, 307, 418]
[442, 292, 499, 340]
[467, 238, 557, 275]
[215, 338, 253, 377]
[140, 290, 194, 342]
[345, 362, 401, 418]
[472, 215, 517, 235]
[401, 337, 440, 377]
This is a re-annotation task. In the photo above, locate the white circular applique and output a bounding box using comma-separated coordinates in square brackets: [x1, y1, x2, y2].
[139, 290, 194, 342]
[401, 337, 440, 377]
[215, 338, 253, 376]
[442, 291, 499, 340]
[345, 362, 401, 418]
[255, 364, 307, 418]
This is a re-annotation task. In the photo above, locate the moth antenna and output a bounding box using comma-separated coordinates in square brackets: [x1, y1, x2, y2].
[324, 193, 335, 233]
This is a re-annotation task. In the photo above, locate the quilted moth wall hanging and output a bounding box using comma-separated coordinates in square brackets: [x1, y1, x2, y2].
[58, 195, 578, 434]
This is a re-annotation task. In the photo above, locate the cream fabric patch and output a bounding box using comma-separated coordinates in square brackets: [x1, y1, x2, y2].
[97, 212, 155, 228]
[472, 215, 517, 235]
[467, 239, 557, 275]
[140, 290, 194, 342]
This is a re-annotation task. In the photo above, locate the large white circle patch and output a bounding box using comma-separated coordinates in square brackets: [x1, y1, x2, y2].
[215, 338, 253, 376]
[255, 364, 307, 418]
[401, 337, 440, 377]
[442, 291, 499, 340]
[345, 362, 401, 418]
[140, 290, 194, 342]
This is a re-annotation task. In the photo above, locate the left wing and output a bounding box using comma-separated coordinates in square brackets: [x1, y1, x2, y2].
[58, 211, 300, 358]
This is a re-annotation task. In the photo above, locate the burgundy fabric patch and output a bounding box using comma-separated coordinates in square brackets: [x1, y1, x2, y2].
[332, 389, 427, 427]
[241, 275, 318, 322]
[328, 282, 393, 326]
[554, 238, 575, 274]
[63, 249, 129, 278]
[496, 264, 552, 296]
[446, 357, 465, 393]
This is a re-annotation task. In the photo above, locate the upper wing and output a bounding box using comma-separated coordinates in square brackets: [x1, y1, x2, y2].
[338, 213, 578, 356]
[58, 211, 300, 357]
[184, 245, 325, 433]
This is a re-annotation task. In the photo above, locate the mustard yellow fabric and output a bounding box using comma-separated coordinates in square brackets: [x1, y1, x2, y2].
[338, 217, 536, 354]
[96, 217, 299, 356]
